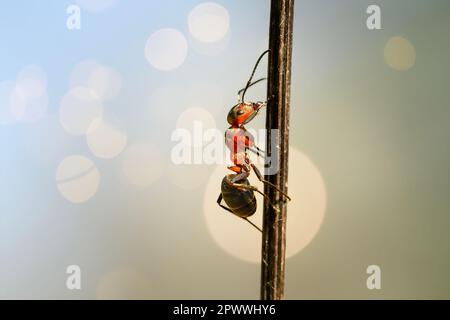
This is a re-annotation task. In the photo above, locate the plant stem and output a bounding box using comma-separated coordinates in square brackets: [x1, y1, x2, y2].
[261, 0, 295, 300]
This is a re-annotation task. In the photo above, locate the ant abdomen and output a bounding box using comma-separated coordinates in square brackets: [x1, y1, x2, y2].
[221, 175, 257, 218]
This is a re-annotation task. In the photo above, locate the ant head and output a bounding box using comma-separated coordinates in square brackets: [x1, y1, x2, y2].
[227, 102, 264, 126]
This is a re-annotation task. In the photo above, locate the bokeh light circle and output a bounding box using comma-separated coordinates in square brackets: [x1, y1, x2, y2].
[87, 65, 122, 101]
[176, 107, 217, 131]
[59, 86, 103, 135]
[56, 155, 100, 204]
[70, 60, 100, 87]
[17, 65, 47, 99]
[188, 2, 230, 43]
[122, 142, 164, 187]
[0, 81, 26, 124]
[12, 65, 49, 123]
[15, 89, 48, 123]
[384, 36, 416, 71]
[203, 147, 327, 263]
[71, 60, 122, 101]
[145, 28, 188, 71]
[86, 117, 128, 159]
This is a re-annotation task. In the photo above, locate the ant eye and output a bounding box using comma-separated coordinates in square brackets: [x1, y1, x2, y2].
[237, 109, 245, 116]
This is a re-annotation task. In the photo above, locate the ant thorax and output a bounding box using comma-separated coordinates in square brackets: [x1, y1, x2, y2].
[225, 127, 255, 154]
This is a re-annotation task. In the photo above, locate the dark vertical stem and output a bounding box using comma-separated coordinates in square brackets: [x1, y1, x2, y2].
[261, 0, 294, 300]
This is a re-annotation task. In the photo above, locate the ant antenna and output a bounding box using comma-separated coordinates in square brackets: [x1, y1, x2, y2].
[237, 77, 267, 100]
[240, 49, 270, 103]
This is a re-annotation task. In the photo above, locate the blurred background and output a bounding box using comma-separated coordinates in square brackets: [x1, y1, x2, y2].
[1, 0, 449, 299]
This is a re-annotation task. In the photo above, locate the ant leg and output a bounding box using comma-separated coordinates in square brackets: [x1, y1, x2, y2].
[251, 164, 292, 201]
[217, 193, 234, 214]
[254, 145, 265, 154]
[243, 218, 262, 233]
[217, 193, 262, 232]
[230, 171, 250, 184]
[248, 148, 263, 157]
[248, 145, 265, 158]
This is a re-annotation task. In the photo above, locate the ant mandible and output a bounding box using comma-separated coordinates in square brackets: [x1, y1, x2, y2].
[216, 50, 291, 232]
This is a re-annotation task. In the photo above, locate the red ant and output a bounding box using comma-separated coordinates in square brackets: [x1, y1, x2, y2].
[217, 50, 291, 232]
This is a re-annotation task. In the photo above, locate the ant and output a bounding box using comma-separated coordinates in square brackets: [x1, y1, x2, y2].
[216, 50, 291, 232]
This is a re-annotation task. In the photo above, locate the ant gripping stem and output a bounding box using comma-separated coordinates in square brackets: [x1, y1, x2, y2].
[240, 49, 270, 103]
[218, 50, 291, 233]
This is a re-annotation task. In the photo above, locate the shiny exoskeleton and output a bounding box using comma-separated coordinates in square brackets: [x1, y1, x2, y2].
[217, 50, 291, 232]
[220, 175, 256, 218]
